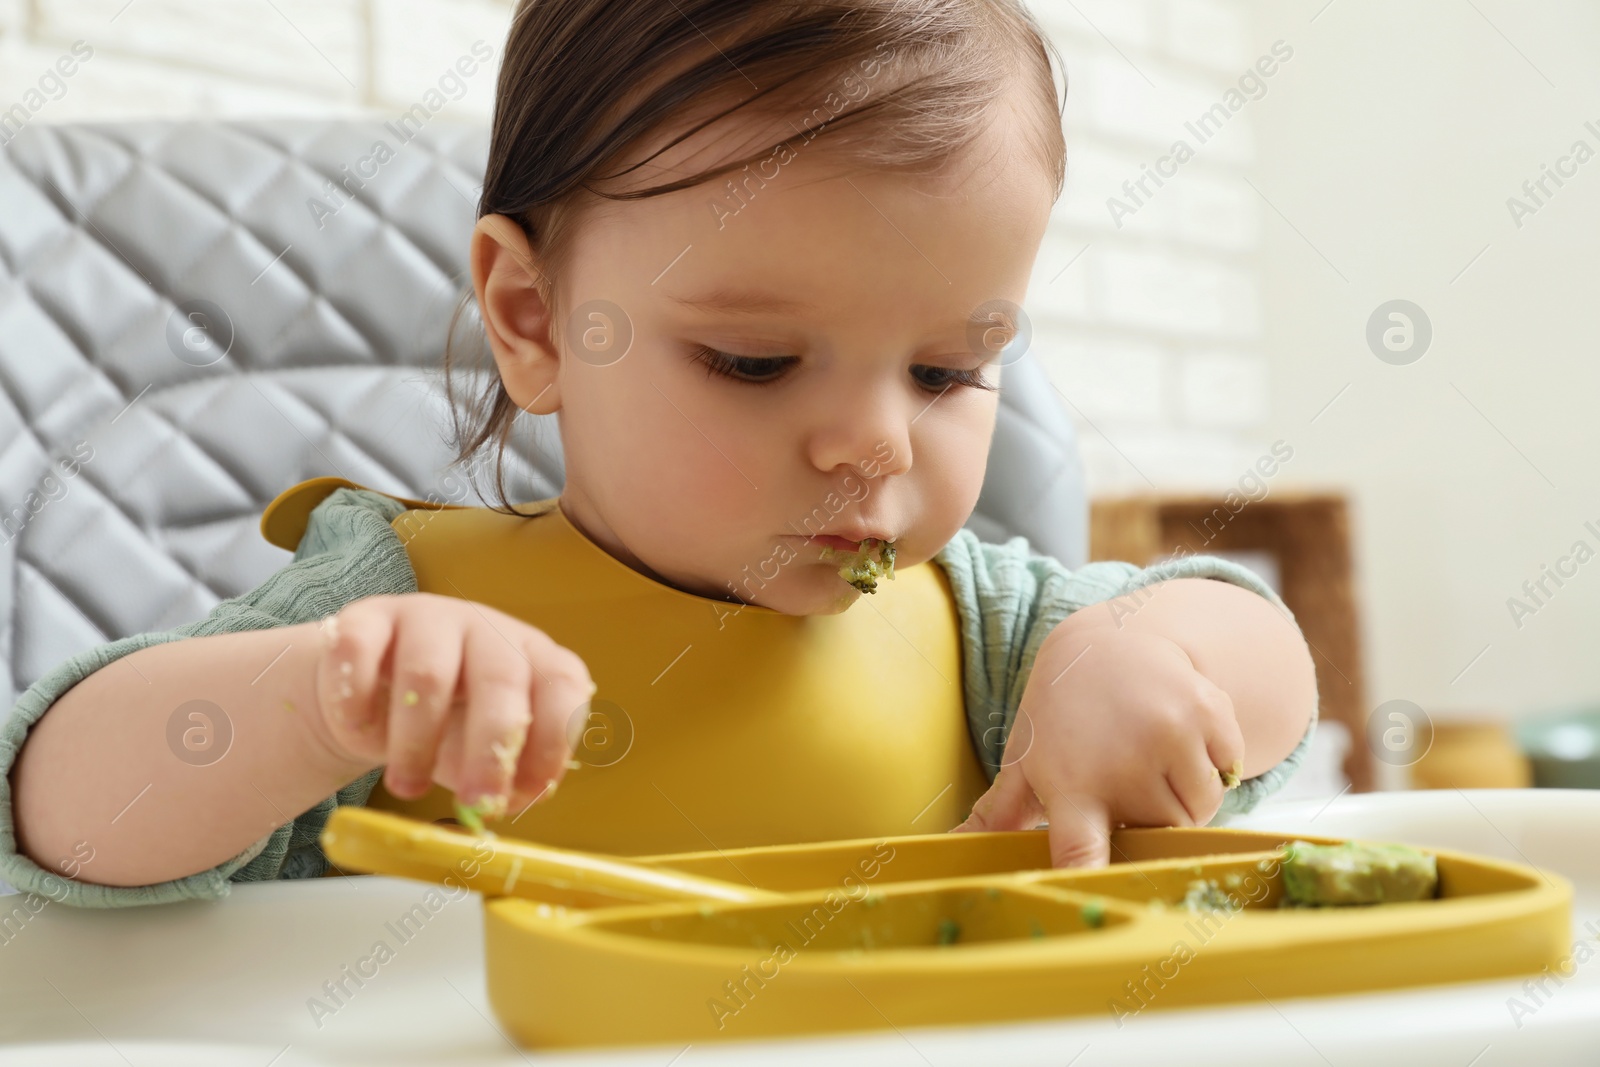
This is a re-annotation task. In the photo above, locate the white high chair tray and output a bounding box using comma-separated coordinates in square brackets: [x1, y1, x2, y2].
[3, 789, 1598, 1066]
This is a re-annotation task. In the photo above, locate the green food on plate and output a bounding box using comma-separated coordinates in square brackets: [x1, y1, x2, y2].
[1181, 878, 1235, 912]
[1280, 839, 1438, 906]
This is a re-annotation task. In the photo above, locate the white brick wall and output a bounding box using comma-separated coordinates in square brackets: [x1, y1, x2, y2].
[1030, 0, 1271, 493]
[0, 0, 516, 119]
[1180, 351, 1270, 428]
[35, 0, 366, 95]
[0, 0, 1271, 496]
[370, 0, 507, 115]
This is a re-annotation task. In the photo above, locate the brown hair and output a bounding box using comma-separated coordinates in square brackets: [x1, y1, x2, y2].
[443, 0, 1068, 513]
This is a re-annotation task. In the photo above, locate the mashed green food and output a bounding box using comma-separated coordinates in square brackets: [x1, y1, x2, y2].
[1280, 839, 1438, 906]
[1181, 878, 1235, 912]
[822, 538, 897, 594]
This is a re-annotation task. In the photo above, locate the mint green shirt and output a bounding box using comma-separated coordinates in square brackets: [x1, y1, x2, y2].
[0, 488, 1315, 908]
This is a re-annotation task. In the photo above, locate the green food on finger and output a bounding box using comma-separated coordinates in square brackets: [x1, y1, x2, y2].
[822, 538, 897, 594]
[1220, 759, 1243, 790]
[453, 798, 491, 836]
[1280, 839, 1438, 906]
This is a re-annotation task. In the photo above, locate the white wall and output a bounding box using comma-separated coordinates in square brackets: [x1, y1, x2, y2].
[0, 0, 510, 123]
[1028, 0, 1276, 493]
[1236, 0, 1600, 725]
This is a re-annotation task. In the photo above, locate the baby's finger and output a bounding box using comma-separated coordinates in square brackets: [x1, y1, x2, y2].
[951, 763, 1045, 834]
[315, 598, 400, 760]
[508, 632, 593, 807]
[1040, 788, 1111, 868]
[1192, 673, 1246, 796]
[455, 618, 536, 816]
[381, 602, 466, 800]
[1163, 767, 1212, 827]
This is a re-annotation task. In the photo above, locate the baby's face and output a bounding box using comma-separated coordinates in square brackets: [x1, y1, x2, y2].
[535, 90, 1054, 615]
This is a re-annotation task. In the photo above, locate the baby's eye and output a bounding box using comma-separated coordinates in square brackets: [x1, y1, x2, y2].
[910, 364, 998, 393]
[692, 346, 798, 384]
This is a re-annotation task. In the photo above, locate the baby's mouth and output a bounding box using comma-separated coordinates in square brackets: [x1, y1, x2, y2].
[816, 537, 898, 594]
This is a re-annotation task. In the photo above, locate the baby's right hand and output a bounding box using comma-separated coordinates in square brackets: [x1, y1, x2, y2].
[308, 592, 595, 818]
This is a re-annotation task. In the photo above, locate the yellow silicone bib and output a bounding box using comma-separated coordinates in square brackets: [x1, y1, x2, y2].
[262, 477, 988, 855]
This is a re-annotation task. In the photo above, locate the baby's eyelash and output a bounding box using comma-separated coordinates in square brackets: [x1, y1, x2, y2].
[691, 346, 797, 383]
[910, 365, 999, 393]
[691, 346, 998, 393]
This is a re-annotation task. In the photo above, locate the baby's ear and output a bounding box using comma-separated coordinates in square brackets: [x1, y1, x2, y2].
[470, 214, 561, 415]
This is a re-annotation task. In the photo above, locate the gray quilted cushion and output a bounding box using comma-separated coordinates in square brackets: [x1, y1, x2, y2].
[0, 120, 1084, 704]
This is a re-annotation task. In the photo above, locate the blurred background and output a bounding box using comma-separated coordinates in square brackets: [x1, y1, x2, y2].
[3, 0, 1597, 802]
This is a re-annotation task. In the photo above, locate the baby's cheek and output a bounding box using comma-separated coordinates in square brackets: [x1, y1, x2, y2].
[575, 383, 707, 497]
[917, 437, 990, 539]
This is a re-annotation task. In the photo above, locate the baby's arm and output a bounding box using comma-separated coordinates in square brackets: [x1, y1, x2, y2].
[11, 621, 366, 888]
[14, 588, 594, 892]
[11, 600, 591, 899]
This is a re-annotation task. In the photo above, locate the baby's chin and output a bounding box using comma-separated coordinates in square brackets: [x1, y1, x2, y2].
[715, 562, 870, 616]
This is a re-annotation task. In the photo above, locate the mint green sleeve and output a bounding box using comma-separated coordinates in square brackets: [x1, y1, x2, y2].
[935, 530, 1318, 820]
[0, 488, 418, 909]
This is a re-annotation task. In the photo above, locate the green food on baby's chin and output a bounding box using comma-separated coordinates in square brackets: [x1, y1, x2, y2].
[1280, 839, 1438, 906]
[822, 538, 897, 594]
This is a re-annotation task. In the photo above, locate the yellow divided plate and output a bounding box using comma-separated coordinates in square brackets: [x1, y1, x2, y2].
[321, 807, 1571, 1050]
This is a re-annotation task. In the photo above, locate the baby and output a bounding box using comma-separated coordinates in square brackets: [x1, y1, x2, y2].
[2, 0, 1316, 907]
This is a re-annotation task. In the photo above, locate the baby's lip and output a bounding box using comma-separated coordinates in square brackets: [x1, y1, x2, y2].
[800, 533, 893, 552]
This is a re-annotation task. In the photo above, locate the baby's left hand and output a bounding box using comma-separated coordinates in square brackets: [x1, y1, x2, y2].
[952, 620, 1245, 867]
